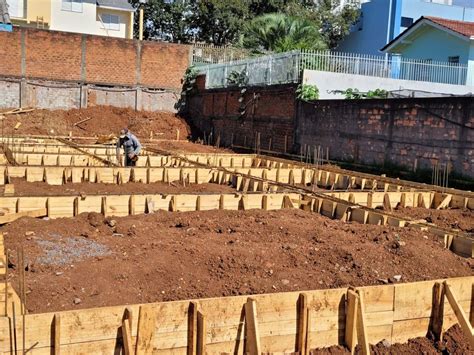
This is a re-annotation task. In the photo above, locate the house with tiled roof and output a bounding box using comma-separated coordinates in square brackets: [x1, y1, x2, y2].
[382, 16, 474, 86]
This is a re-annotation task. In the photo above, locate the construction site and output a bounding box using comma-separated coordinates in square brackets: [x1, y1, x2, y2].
[0, 23, 473, 355]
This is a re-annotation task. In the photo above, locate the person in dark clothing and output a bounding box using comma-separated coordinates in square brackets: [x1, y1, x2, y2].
[116, 128, 142, 167]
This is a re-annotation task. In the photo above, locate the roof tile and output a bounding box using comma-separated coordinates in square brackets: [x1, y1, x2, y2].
[425, 16, 474, 38]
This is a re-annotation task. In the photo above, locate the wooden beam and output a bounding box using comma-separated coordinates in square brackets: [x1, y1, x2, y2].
[296, 293, 309, 355]
[345, 290, 358, 354]
[245, 298, 261, 355]
[443, 282, 474, 347]
[187, 302, 198, 355]
[356, 290, 370, 355]
[0, 208, 47, 225]
[53, 313, 61, 355]
[197, 311, 206, 355]
[429, 282, 445, 342]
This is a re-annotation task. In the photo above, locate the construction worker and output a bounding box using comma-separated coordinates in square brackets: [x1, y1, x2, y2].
[116, 128, 141, 167]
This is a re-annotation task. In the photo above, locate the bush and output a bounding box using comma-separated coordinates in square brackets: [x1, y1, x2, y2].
[296, 84, 320, 101]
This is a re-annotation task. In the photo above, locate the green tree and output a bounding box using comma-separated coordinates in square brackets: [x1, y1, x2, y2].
[130, 0, 191, 42]
[298, 0, 360, 49]
[239, 13, 327, 54]
[189, 0, 250, 45]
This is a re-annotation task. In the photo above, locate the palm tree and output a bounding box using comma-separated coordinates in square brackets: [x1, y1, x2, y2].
[239, 13, 327, 54]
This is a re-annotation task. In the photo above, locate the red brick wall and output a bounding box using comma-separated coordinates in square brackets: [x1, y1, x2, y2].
[25, 30, 82, 81]
[85, 36, 136, 85]
[140, 41, 189, 89]
[188, 83, 474, 179]
[0, 27, 190, 90]
[0, 30, 22, 77]
[188, 84, 297, 152]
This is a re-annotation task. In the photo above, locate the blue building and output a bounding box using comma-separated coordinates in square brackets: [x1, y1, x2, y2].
[338, 0, 474, 56]
[382, 16, 474, 85]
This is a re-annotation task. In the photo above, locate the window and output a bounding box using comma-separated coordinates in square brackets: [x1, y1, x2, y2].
[448, 56, 460, 64]
[401, 17, 414, 28]
[62, 0, 83, 13]
[101, 13, 120, 31]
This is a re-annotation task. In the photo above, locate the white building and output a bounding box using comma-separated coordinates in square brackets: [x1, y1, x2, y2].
[6, 0, 135, 39]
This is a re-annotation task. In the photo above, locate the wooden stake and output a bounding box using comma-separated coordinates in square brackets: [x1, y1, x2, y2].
[197, 311, 206, 355]
[430, 282, 445, 342]
[296, 293, 309, 355]
[356, 290, 370, 355]
[345, 290, 358, 354]
[54, 313, 61, 355]
[187, 302, 198, 355]
[244, 298, 261, 355]
[4, 249, 8, 317]
[383, 193, 392, 211]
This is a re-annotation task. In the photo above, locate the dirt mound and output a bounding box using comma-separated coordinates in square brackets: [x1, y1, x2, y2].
[2, 209, 471, 314]
[0, 106, 191, 140]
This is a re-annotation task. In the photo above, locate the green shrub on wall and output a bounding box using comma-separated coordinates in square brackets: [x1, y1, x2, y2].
[296, 84, 320, 101]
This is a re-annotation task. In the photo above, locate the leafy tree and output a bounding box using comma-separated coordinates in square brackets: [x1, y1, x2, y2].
[189, 0, 250, 45]
[239, 13, 327, 54]
[129, 0, 192, 42]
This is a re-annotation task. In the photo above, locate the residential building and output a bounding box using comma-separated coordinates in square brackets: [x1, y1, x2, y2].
[337, 0, 474, 55]
[382, 17, 474, 86]
[5, 0, 134, 39]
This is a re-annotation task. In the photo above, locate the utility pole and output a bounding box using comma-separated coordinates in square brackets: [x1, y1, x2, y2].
[139, 0, 147, 40]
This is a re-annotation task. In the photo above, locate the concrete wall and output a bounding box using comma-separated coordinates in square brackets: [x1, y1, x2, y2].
[0, 78, 178, 112]
[0, 27, 190, 90]
[188, 82, 474, 179]
[302, 70, 474, 99]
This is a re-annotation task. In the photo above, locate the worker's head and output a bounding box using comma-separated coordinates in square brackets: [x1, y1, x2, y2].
[119, 128, 129, 139]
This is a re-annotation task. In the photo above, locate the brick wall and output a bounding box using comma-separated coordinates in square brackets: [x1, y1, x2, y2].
[188, 83, 297, 152]
[297, 97, 474, 178]
[188, 82, 474, 179]
[0, 27, 190, 90]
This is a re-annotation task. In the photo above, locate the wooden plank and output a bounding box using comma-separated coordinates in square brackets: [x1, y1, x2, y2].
[188, 302, 198, 355]
[444, 281, 474, 347]
[197, 311, 206, 355]
[430, 282, 445, 342]
[244, 298, 261, 355]
[54, 314, 61, 355]
[296, 293, 308, 355]
[356, 291, 370, 355]
[345, 290, 358, 354]
[136, 305, 157, 355]
[0, 208, 47, 224]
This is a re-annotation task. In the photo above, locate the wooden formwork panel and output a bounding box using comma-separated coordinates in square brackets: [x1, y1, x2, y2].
[0, 277, 470, 354]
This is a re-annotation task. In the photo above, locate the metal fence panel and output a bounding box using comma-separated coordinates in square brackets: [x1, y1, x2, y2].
[195, 49, 470, 88]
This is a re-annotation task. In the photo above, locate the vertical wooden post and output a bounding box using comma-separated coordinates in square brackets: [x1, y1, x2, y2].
[356, 290, 370, 355]
[122, 308, 133, 355]
[197, 311, 206, 355]
[430, 282, 445, 342]
[187, 302, 198, 355]
[345, 290, 358, 354]
[245, 298, 261, 355]
[53, 313, 61, 355]
[383, 193, 392, 211]
[297, 293, 309, 355]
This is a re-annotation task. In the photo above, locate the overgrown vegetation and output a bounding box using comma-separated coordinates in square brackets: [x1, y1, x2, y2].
[296, 84, 320, 101]
[227, 69, 249, 87]
[175, 66, 199, 111]
[130, 0, 360, 50]
[343, 88, 389, 100]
